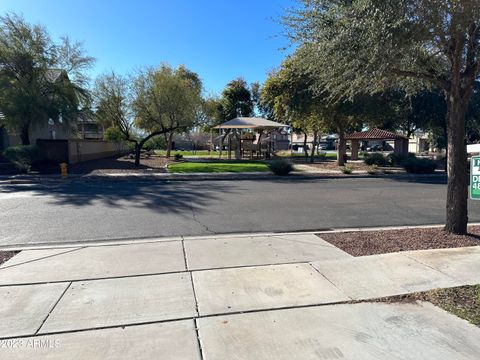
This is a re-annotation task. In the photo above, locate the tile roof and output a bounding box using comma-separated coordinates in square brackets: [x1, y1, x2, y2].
[345, 128, 408, 140]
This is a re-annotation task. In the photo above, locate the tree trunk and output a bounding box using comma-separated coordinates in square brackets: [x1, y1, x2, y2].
[134, 143, 141, 167]
[445, 95, 468, 234]
[257, 130, 264, 158]
[303, 133, 308, 163]
[20, 124, 30, 145]
[337, 126, 346, 166]
[310, 130, 318, 163]
[166, 132, 174, 158]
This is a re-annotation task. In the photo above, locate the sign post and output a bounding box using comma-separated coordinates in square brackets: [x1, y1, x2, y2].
[470, 156, 480, 200]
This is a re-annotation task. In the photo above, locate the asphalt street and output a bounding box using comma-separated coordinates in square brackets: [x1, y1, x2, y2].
[1, 176, 480, 246]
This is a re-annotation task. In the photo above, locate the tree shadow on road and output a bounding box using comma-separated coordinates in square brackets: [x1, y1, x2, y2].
[0, 179, 236, 215]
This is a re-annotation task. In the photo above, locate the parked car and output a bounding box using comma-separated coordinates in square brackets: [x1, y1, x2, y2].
[366, 144, 381, 152]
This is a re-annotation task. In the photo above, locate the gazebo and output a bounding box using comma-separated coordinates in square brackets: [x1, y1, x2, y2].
[212, 117, 289, 159]
[345, 128, 409, 160]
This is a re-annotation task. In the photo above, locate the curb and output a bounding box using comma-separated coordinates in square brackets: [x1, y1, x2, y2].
[2, 222, 477, 251]
[0, 171, 447, 184]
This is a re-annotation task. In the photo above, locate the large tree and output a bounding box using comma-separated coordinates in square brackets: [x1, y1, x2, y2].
[133, 64, 202, 160]
[262, 51, 364, 165]
[94, 72, 139, 150]
[0, 13, 93, 145]
[285, 0, 480, 234]
[261, 55, 328, 162]
[95, 65, 202, 166]
[219, 78, 254, 120]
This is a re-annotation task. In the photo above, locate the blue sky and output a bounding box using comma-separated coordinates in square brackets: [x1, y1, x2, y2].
[0, 0, 296, 95]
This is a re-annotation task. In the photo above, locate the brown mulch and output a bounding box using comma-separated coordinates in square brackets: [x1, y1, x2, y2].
[319, 226, 480, 257]
[0, 251, 19, 266]
[303, 161, 370, 171]
[66, 155, 173, 175]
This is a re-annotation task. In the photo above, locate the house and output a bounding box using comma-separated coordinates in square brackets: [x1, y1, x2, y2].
[0, 69, 104, 151]
[408, 131, 431, 154]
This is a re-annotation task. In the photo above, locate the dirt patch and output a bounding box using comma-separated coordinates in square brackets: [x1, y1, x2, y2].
[0, 251, 19, 266]
[319, 226, 480, 257]
[65, 155, 174, 175]
[301, 161, 405, 173]
[371, 285, 480, 327]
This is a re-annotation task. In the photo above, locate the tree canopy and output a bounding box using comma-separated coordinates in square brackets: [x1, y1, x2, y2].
[0, 13, 94, 145]
[94, 64, 203, 165]
[284, 0, 480, 234]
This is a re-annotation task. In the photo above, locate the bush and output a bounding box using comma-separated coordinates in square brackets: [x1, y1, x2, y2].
[403, 157, 437, 174]
[341, 165, 353, 174]
[387, 153, 404, 166]
[364, 153, 389, 166]
[144, 136, 166, 151]
[174, 153, 183, 161]
[103, 127, 126, 143]
[268, 159, 293, 176]
[3, 145, 40, 173]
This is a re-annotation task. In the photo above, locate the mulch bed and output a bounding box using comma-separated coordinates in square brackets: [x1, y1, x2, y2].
[319, 226, 480, 257]
[58, 155, 173, 175]
[0, 251, 19, 266]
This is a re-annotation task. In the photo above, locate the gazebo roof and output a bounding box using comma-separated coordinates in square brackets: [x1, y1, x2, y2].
[345, 128, 408, 140]
[213, 117, 288, 129]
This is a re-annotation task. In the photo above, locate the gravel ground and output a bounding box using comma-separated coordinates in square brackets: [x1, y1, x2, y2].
[0, 251, 19, 266]
[319, 226, 480, 256]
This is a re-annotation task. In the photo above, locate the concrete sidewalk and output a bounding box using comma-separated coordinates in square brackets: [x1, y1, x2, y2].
[1, 233, 479, 359]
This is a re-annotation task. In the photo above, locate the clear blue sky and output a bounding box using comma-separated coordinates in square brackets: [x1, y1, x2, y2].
[0, 0, 296, 95]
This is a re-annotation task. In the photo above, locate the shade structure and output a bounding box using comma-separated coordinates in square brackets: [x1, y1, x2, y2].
[345, 128, 409, 159]
[345, 128, 408, 140]
[213, 117, 288, 129]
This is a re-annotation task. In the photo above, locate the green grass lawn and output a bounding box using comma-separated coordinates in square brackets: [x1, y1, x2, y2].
[155, 150, 232, 158]
[168, 161, 270, 173]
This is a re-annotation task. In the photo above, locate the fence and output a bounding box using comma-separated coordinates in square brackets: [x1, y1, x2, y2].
[37, 139, 128, 164]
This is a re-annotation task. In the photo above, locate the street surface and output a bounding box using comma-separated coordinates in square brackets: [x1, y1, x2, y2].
[1, 176, 480, 246]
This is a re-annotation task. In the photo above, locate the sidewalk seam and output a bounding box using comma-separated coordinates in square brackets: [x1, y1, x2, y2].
[307, 263, 353, 301]
[0, 260, 312, 288]
[401, 253, 457, 279]
[0, 247, 85, 271]
[194, 318, 205, 360]
[35, 281, 72, 335]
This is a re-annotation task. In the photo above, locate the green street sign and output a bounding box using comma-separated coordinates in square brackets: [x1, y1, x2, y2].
[471, 156, 480, 200]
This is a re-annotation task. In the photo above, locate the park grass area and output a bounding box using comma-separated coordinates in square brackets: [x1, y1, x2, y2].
[168, 161, 270, 173]
[155, 150, 230, 158]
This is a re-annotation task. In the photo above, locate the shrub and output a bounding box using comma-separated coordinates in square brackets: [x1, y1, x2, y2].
[144, 136, 166, 151]
[3, 145, 40, 173]
[341, 165, 353, 174]
[387, 153, 406, 166]
[103, 127, 126, 143]
[364, 153, 389, 166]
[403, 157, 437, 174]
[269, 159, 293, 176]
[174, 153, 183, 161]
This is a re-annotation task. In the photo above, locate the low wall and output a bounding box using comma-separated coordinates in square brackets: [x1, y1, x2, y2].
[37, 139, 128, 164]
[68, 139, 128, 164]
